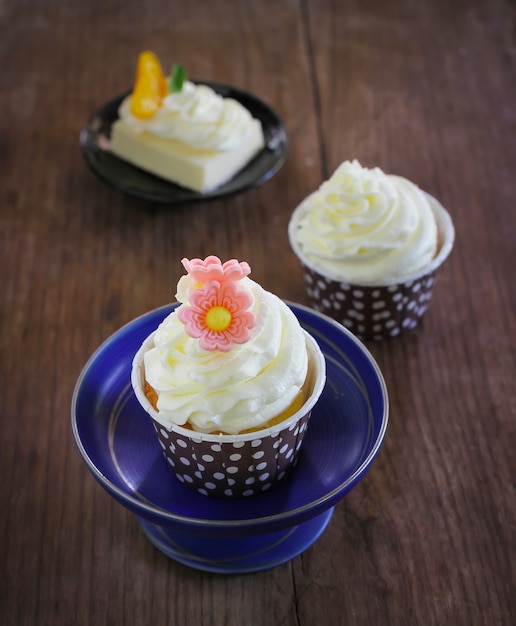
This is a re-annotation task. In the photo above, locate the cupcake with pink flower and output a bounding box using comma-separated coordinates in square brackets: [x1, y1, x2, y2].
[131, 256, 326, 498]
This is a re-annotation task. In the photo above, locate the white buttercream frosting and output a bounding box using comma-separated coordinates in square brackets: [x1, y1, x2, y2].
[289, 160, 439, 284]
[118, 80, 257, 151]
[142, 277, 308, 435]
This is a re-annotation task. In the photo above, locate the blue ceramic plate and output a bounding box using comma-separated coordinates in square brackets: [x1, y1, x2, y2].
[71, 303, 388, 572]
[79, 82, 287, 204]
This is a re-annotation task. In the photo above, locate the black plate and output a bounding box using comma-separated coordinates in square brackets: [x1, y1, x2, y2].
[79, 82, 288, 204]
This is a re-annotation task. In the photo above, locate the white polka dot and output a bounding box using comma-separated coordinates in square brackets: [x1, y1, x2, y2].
[176, 438, 187, 448]
[183, 474, 193, 483]
[213, 472, 225, 480]
[372, 300, 386, 309]
[273, 439, 281, 448]
[202, 454, 214, 462]
[280, 443, 289, 454]
[322, 298, 331, 308]
[252, 450, 264, 459]
[392, 292, 403, 302]
[412, 282, 421, 292]
[224, 489, 233, 496]
[198, 488, 208, 496]
[335, 291, 346, 300]
[176, 475, 185, 483]
[205, 482, 216, 490]
[167, 458, 176, 467]
[227, 478, 235, 486]
[373, 311, 391, 321]
[256, 461, 267, 471]
[251, 439, 262, 448]
[259, 472, 270, 481]
[285, 448, 294, 459]
[197, 463, 205, 471]
[261, 483, 272, 491]
[195, 471, 203, 479]
[211, 444, 222, 452]
[352, 300, 364, 310]
[372, 290, 381, 297]
[159, 440, 166, 450]
[353, 289, 364, 297]
[243, 489, 255, 497]
[180, 457, 190, 466]
[232, 441, 245, 449]
[160, 429, 169, 439]
[229, 453, 242, 461]
[245, 477, 256, 485]
[227, 466, 239, 474]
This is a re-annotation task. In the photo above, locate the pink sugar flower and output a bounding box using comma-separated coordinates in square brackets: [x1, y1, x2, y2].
[181, 256, 251, 285]
[177, 280, 256, 352]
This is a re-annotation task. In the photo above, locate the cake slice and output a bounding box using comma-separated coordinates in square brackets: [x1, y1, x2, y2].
[111, 116, 264, 192]
[110, 52, 265, 193]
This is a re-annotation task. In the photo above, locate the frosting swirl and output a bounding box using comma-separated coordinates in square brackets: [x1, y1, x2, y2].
[289, 160, 439, 284]
[142, 275, 308, 435]
[118, 81, 257, 151]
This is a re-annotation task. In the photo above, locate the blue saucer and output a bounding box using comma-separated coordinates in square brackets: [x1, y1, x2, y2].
[71, 303, 388, 573]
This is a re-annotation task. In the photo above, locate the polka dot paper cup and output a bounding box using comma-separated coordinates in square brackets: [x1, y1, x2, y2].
[288, 194, 455, 341]
[131, 330, 326, 498]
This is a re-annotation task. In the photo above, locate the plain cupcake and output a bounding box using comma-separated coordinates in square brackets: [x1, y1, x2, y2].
[288, 160, 455, 340]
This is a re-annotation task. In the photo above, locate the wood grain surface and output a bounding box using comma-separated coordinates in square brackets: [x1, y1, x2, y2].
[1, 0, 514, 624]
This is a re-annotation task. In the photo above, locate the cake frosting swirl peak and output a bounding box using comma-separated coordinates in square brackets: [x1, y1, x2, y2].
[289, 159, 439, 284]
[141, 256, 309, 435]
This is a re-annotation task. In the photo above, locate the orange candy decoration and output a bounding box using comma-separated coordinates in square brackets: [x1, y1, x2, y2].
[130, 51, 167, 119]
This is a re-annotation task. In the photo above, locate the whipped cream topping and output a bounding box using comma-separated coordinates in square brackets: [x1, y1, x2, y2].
[289, 160, 439, 285]
[142, 276, 308, 435]
[118, 81, 257, 151]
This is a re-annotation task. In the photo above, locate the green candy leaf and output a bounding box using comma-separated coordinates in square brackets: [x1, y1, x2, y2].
[170, 63, 186, 93]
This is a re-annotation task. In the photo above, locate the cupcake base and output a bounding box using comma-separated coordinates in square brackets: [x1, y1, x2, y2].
[302, 266, 437, 340]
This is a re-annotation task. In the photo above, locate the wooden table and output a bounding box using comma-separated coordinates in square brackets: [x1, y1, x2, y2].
[1, 0, 515, 624]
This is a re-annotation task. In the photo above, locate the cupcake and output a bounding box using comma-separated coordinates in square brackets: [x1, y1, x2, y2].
[131, 256, 326, 498]
[288, 160, 455, 340]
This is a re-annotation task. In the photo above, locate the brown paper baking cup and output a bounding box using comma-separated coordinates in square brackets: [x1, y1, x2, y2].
[288, 193, 455, 340]
[131, 331, 326, 498]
